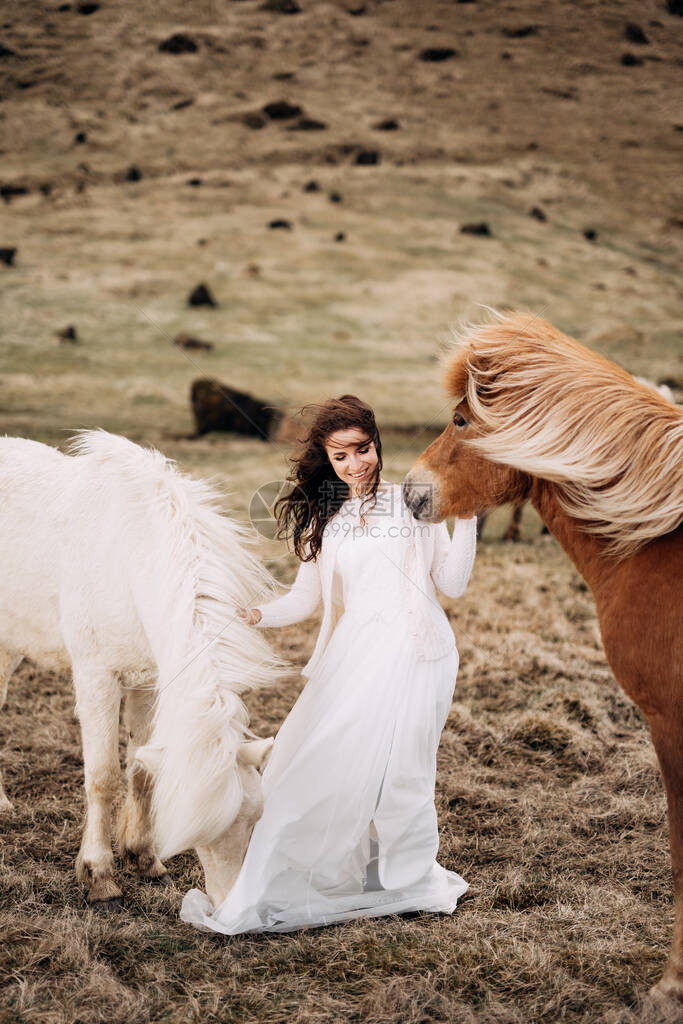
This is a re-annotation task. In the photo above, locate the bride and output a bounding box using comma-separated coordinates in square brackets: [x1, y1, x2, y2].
[181, 394, 477, 934]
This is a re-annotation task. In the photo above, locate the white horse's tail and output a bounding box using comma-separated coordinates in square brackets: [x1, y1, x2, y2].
[68, 430, 284, 857]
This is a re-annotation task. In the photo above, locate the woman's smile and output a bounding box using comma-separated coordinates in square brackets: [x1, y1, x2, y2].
[324, 427, 379, 496]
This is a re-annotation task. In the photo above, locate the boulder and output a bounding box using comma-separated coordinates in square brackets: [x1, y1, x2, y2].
[159, 33, 198, 54]
[57, 325, 78, 342]
[243, 112, 267, 129]
[419, 47, 457, 61]
[260, 0, 301, 12]
[191, 380, 284, 439]
[174, 333, 213, 352]
[460, 222, 491, 237]
[501, 26, 538, 38]
[188, 282, 218, 306]
[289, 117, 327, 131]
[625, 22, 649, 44]
[0, 247, 16, 265]
[354, 149, 379, 165]
[1, 184, 29, 203]
[262, 100, 302, 120]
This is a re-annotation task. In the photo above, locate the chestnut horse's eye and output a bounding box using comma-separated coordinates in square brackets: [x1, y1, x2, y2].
[452, 412, 468, 428]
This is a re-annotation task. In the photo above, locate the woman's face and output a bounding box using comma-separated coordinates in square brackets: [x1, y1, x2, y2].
[324, 427, 379, 495]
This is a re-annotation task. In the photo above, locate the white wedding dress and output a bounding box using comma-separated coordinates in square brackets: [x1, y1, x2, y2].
[181, 489, 475, 934]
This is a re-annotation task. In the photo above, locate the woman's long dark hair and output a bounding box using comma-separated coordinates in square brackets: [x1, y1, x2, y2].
[274, 395, 383, 561]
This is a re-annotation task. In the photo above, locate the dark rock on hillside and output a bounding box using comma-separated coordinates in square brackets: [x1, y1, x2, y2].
[262, 100, 302, 120]
[348, 5, 366, 14]
[191, 379, 284, 439]
[187, 177, 203, 186]
[583, 228, 598, 242]
[289, 117, 327, 131]
[329, 191, 343, 203]
[501, 26, 538, 38]
[243, 112, 267, 129]
[0, 247, 17, 265]
[74, 130, 88, 144]
[460, 222, 492, 237]
[529, 206, 547, 221]
[159, 33, 198, 54]
[1, 184, 29, 203]
[666, 0, 683, 15]
[188, 282, 217, 307]
[260, 0, 301, 13]
[303, 180, 321, 192]
[268, 219, 292, 229]
[625, 23, 649, 44]
[374, 118, 399, 130]
[0, 43, 17, 58]
[174, 332, 213, 352]
[419, 47, 457, 61]
[334, 232, 346, 242]
[172, 98, 194, 110]
[57, 325, 78, 343]
[77, 3, 100, 13]
[125, 166, 142, 182]
[354, 149, 380, 165]
[621, 52, 644, 66]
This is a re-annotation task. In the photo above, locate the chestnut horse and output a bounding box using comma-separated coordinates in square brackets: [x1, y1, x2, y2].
[403, 312, 683, 999]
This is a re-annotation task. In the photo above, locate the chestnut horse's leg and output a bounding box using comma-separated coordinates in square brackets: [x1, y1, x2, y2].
[72, 658, 123, 906]
[649, 717, 683, 999]
[118, 682, 170, 884]
[502, 504, 524, 542]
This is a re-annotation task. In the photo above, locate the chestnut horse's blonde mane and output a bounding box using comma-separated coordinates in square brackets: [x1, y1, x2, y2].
[445, 311, 683, 557]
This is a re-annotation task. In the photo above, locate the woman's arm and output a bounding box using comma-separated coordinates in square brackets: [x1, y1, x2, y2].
[252, 556, 322, 628]
[429, 516, 477, 598]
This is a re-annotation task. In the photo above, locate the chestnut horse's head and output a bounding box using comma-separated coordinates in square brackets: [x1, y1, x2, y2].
[403, 312, 683, 556]
[403, 328, 530, 522]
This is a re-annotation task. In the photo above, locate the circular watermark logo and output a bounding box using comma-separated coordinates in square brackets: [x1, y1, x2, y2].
[249, 480, 309, 539]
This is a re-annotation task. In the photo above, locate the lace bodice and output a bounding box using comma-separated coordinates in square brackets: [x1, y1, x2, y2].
[333, 492, 418, 627]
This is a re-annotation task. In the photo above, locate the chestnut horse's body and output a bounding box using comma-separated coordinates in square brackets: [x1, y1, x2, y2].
[403, 313, 683, 999]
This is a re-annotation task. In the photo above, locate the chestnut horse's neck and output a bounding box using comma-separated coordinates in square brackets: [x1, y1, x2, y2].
[528, 479, 617, 601]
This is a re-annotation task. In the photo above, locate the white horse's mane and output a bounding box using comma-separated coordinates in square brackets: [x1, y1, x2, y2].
[444, 312, 683, 557]
[68, 430, 283, 857]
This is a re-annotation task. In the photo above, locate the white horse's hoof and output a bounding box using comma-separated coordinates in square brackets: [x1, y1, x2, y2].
[649, 975, 683, 1003]
[0, 795, 14, 814]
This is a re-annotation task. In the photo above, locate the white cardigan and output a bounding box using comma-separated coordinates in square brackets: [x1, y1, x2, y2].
[255, 484, 477, 678]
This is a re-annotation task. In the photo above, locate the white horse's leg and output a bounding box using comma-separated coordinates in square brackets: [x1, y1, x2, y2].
[0, 651, 22, 812]
[118, 682, 170, 884]
[72, 660, 123, 905]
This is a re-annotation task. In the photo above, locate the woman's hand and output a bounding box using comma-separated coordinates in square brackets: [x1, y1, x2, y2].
[237, 607, 262, 625]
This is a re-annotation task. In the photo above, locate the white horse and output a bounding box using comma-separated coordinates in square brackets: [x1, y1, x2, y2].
[0, 430, 282, 908]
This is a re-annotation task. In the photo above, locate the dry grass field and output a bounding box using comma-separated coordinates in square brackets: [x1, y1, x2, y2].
[1, 0, 683, 1021]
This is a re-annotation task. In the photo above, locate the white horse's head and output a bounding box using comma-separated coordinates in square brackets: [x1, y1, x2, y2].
[135, 734, 273, 908]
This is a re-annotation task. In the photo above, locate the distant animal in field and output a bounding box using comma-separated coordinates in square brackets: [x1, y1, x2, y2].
[476, 378, 677, 543]
[0, 431, 281, 909]
[404, 312, 683, 1000]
